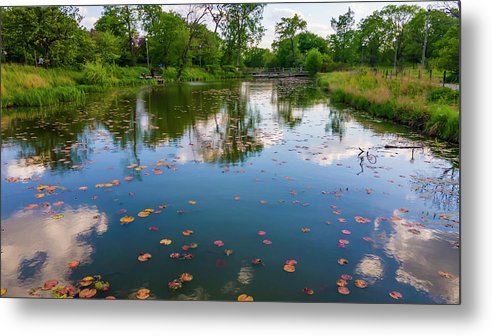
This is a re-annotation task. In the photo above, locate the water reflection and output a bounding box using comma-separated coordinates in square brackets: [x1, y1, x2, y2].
[1, 80, 460, 303]
[384, 210, 459, 304]
[1, 206, 107, 297]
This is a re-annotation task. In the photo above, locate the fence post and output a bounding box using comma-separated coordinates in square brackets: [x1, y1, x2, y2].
[443, 70, 446, 87]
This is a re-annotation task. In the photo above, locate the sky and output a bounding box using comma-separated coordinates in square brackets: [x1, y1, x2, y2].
[74, 1, 437, 49]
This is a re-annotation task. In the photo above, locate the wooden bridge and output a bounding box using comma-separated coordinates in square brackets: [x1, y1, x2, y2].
[246, 68, 310, 79]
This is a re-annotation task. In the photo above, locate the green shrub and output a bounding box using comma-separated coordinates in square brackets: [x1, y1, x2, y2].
[428, 87, 459, 105]
[305, 49, 323, 75]
[80, 61, 111, 86]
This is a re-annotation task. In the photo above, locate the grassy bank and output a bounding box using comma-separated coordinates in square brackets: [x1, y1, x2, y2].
[317, 71, 459, 143]
[1, 63, 152, 107]
[1, 63, 245, 108]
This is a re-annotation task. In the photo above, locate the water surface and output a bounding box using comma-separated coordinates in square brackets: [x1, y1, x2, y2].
[1, 80, 460, 303]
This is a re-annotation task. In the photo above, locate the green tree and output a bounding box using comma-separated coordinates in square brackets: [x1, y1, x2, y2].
[220, 4, 266, 67]
[297, 32, 328, 55]
[329, 7, 356, 64]
[304, 48, 323, 75]
[357, 12, 389, 66]
[141, 10, 187, 68]
[95, 5, 139, 66]
[379, 4, 419, 72]
[274, 14, 307, 67]
[91, 30, 121, 65]
[1, 6, 84, 66]
[430, 23, 459, 78]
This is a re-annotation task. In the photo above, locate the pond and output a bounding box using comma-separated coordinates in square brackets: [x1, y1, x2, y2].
[1, 79, 460, 303]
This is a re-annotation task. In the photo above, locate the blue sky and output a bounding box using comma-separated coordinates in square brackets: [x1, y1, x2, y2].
[75, 1, 437, 49]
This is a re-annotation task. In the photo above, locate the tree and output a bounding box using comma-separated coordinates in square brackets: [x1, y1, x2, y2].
[357, 12, 389, 66]
[1, 6, 85, 66]
[329, 7, 356, 64]
[91, 30, 121, 64]
[95, 5, 139, 66]
[430, 24, 459, 78]
[379, 4, 419, 73]
[141, 10, 188, 68]
[304, 48, 323, 75]
[177, 5, 210, 78]
[274, 14, 307, 67]
[220, 4, 266, 67]
[297, 32, 328, 55]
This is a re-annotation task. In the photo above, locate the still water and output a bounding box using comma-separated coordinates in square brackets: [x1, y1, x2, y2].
[1, 80, 459, 303]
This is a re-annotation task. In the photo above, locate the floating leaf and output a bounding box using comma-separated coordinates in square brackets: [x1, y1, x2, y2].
[399, 208, 409, 213]
[35, 193, 45, 198]
[136, 288, 150, 299]
[148, 226, 159, 231]
[303, 288, 314, 295]
[105, 296, 116, 300]
[25, 203, 39, 210]
[160, 239, 172, 245]
[301, 228, 311, 233]
[214, 240, 225, 247]
[252, 259, 263, 265]
[51, 214, 64, 220]
[180, 273, 193, 282]
[137, 253, 152, 262]
[389, 291, 403, 300]
[336, 279, 348, 287]
[168, 279, 183, 290]
[43, 280, 59, 290]
[1, 288, 6, 296]
[341, 274, 353, 281]
[285, 260, 297, 266]
[79, 288, 97, 298]
[169, 252, 181, 259]
[354, 216, 371, 224]
[182, 230, 193, 236]
[262, 239, 272, 245]
[138, 211, 150, 218]
[224, 249, 233, 256]
[188, 200, 197, 205]
[189, 243, 198, 249]
[120, 215, 134, 224]
[259, 200, 268, 204]
[338, 287, 350, 295]
[341, 230, 351, 235]
[79, 276, 94, 287]
[283, 264, 296, 273]
[233, 196, 241, 201]
[79, 186, 88, 191]
[438, 271, 455, 279]
[354, 280, 368, 288]
[237, 294, 254, 302]
[337, 258, 349, 265]
[67, 260, 80, 269]
[257, 230, 266, 236]
[53, 201, 64, 206]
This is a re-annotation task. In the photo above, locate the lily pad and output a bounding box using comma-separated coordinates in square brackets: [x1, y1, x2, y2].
[79, 288, 97, 298]
[160, 239, 172, 245]
[237, 294, 254, 302]
[136, 288, 150, 299]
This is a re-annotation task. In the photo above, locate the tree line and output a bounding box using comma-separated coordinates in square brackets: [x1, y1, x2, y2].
[0, 3, 459, 78]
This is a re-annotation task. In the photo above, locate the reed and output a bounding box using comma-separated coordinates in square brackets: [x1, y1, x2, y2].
[318, 70, 459, 143]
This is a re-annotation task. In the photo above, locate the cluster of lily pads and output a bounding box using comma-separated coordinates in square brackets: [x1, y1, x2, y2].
[29, 275, 112, 299]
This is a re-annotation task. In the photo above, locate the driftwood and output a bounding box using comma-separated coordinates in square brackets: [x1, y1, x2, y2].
[384, 145, 423, 149]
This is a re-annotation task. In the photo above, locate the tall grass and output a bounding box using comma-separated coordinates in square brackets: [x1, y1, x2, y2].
[1, 63, 243, 107]
[1, 63, 153, 107]
[318, 70, 459, 143]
